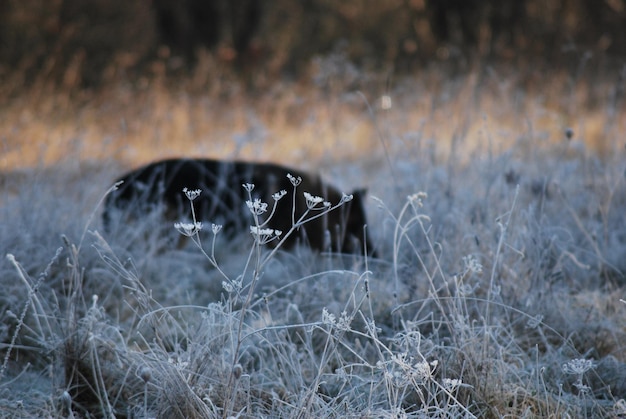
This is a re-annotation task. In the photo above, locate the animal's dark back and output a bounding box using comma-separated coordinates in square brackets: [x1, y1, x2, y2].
[104, 158, 373, 255]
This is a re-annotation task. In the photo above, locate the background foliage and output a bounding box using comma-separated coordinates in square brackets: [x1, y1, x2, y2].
[1, 0, 625, 90]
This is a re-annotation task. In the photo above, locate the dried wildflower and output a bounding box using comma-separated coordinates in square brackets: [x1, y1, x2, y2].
[183, 187, 202, 201]
[287, 173, 302, 187]
[175, 221, 203, 236]
[211, 223, 223, 234]
[462, 254, 483, 274]
[222, 276, 243, 293]
[250, 226, 280, 236]
[222, 280, 234, 293]
[563, 358, 595, 393]
[322, 308, 336, 326]
[409, 192, 427, 203]
[168, 356, 189, 370]
[413, 359, 438, 382]
[407, 192, 428, 212]
[336, 310, 351, 331]
[562, 358, 595, 375]
[304, 191, 325, 209]
[383, 354, 438, 386]
[340, 193, 353, 204]
[250, 226, 281, 244]
[246, 198, 268, 215]
[272, 190, 287, 201]
[443, 378, 463, 390]
[243, 183, 255, 192]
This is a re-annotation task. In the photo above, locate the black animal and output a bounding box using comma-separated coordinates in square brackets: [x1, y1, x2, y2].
[103, 158, 374, 255]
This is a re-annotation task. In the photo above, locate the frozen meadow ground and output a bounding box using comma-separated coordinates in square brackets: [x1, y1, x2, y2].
[1, 71, 626, 417]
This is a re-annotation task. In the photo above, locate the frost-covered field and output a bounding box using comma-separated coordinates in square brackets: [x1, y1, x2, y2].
[1, 70, 626, 417]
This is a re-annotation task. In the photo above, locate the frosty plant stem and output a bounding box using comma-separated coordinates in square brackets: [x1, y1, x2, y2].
[1, 248, 62, 382]
[174, 187, 230, 282]
[174, 175, 355, 417]
[482, 185, 520, 358]
[258, 176, 353, 268]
